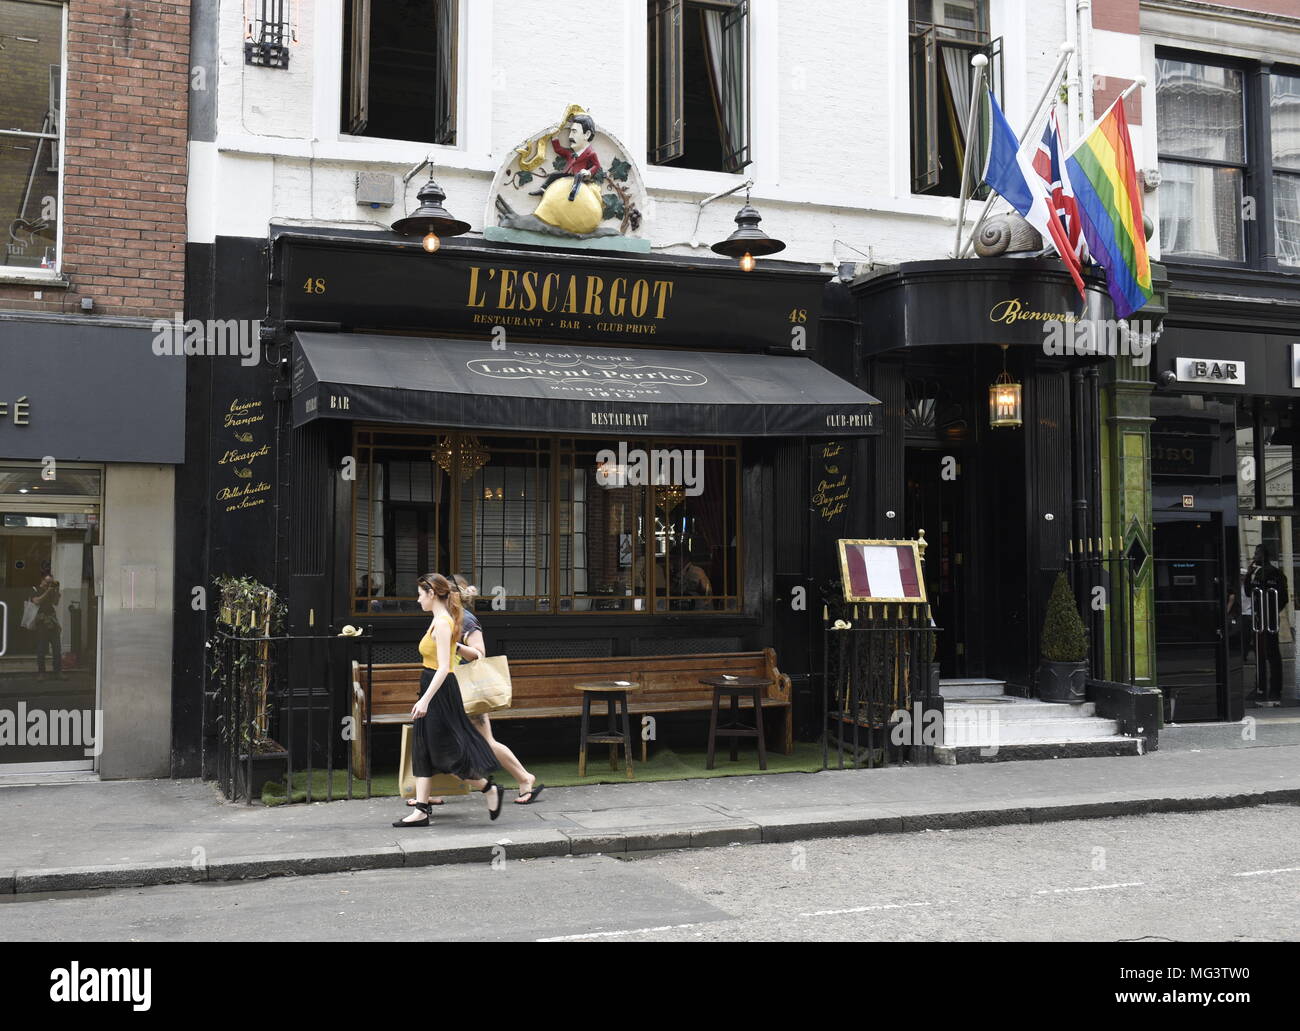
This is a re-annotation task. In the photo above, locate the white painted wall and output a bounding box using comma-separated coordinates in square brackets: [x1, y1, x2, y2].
[195, 0, 1141, 268]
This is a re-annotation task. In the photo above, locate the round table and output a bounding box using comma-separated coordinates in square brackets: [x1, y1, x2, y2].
[700, 675, 770, 770]
[574, 680, 641, 778]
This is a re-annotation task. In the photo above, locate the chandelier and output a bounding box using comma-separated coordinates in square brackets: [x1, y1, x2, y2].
[432, 435, 490, 480]
[656, 482, 686, 514]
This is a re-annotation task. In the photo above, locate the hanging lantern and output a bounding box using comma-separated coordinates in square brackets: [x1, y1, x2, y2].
[989, 345, 1022, 428]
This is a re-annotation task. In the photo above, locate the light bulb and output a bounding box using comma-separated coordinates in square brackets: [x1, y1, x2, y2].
[739, 251, 755, 272]
[422, 231, 441, 253]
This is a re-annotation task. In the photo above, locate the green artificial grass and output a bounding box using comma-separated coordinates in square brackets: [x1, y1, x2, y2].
[260, 741, 843, 806]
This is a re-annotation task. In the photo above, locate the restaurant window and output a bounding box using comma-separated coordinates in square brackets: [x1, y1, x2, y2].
[341, 0, 457, 145]
[0, 0, 63, 270]
[909, 0, 1001, 197]
[353, 430, 452, 614]
[457, 437, 552, 613]
[352, 431, 741, 615]
[1271, 71, 1300, 267]
[1155, 57, 1246, 262]
[647, 0, 750, 173]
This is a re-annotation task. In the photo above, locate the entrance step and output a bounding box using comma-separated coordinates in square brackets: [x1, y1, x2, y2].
[933, 737, 1145, 764]
[944, 699, 1098, 722]
[943, 714, 1119, 745]
[939, 678, 1007, 699]
[932, 692, 1141, 764]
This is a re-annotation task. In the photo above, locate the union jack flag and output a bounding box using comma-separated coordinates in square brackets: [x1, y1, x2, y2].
[1031, 106, 1086, 263]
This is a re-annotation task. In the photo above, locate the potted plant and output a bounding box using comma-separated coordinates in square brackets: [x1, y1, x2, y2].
[211, 576, 290, 799]
[1037, 571, 1088, 702]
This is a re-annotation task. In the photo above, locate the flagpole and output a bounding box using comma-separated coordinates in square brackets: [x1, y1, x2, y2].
[960, 41, 1074, 258]
[1064, 76, 1148, 157]
[952, 53, 989, 257]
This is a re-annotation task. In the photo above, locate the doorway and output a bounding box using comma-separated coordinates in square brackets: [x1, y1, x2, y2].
[0, 465, 102, 770]
[904, 446, 967, 675]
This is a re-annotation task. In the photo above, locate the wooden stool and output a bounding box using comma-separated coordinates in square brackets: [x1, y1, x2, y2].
[574, 680, 641, 778]
[702, 675, 769, 770]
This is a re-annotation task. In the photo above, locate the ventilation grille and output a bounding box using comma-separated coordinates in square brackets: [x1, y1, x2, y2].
[498, 638, 614, 659]
[369, 643, 421, 664]
[633, 637, 744, 655]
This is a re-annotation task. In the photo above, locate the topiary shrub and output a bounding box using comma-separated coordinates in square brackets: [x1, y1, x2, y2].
[1041, 571, 1088, 662]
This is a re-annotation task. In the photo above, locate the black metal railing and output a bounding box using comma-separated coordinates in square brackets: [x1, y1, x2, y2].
[207, 629, 376, 804]
[1068, 536, 1140, 686]
[821, 605, 940, 770]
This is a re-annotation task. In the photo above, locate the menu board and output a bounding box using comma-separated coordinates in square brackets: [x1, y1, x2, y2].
[838, 540, 927, 603]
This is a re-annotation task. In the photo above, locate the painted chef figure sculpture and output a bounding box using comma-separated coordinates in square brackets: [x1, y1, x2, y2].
[495, 109, 624, 239]
[528, 113, 604, 234]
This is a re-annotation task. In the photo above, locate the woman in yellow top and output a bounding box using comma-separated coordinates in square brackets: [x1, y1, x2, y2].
[394, 572, 503, 827]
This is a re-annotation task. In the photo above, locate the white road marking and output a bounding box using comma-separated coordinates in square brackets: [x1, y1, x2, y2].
[537, 922, 706, 941]
[1231, 866, 1300, 877]
[1033, 881, 1144, 895]
[799, 901, 933, 917]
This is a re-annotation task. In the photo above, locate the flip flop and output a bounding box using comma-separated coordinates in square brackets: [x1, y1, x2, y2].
[514, 783, 545, 805]
[406, 798, 446, 806]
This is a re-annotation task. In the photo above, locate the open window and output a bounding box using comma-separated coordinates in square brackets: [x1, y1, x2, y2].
[648, 0, 750, 173]
[341, 0, 457, 145]
[0, 0, 63, 270]
[909, 0, 1002, 197]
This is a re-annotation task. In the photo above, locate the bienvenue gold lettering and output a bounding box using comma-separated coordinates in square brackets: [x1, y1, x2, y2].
[989, 299, 1081, 325]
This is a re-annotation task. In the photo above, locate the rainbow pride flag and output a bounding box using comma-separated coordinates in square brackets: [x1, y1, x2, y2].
[1064, 98, 1152, 319]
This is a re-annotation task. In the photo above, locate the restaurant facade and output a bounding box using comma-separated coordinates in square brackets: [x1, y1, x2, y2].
[172, 226, 882, 769]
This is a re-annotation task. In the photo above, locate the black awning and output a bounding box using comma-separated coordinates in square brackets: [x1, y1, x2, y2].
[292, 333, 880, 437]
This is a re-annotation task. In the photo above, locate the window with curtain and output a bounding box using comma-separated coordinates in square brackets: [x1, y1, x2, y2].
[1155, 57, 1246, 262]
[647, 0, 750, 173]
[341, 0, 457, 145]
[352, 430, 742, 615]
[0, 0, 63, 270]
[909, 0, 1002, 198]
[1272, 72, 1300, 267]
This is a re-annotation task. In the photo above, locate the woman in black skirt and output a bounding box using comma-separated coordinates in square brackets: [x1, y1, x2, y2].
[394, 573, 503, 827]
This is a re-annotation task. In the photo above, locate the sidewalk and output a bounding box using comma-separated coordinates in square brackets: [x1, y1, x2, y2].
[2, 743, 1298, 895]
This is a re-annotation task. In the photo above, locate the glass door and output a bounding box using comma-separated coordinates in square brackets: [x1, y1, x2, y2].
[1236, 399, 1300, 710]
[0, 465, 102, 771]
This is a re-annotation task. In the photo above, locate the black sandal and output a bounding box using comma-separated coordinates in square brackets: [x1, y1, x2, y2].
[514, 783, 545, 805]
[393, 801, 433, 827]
[480, 778, 505, 821]
[406, 797, 445, 806]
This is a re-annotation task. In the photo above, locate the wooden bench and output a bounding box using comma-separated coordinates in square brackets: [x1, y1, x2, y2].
[350, 649, 793, 777]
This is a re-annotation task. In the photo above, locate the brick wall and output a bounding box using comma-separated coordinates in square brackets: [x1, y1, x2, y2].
[0, 0, 191, 318]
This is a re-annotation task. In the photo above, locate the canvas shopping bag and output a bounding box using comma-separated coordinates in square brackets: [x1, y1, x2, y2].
[398, 723, 468, 798]
[456, 654, 512, 715]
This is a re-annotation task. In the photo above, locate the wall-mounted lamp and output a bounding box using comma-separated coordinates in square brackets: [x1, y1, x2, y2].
[711, 185, 785, 271]
[989, 344, 1023, 428]
[392, 157, 470, 252]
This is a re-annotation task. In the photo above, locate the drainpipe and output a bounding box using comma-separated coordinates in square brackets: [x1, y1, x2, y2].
[1065, 0, 1080, 145]
[1077, 0, 1094, 131]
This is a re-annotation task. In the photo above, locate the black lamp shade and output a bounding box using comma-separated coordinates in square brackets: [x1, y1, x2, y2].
[711, 202, 786, 259]
[392, 177, 471, 239]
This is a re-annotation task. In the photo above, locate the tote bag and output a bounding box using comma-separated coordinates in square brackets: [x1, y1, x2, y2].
[457, 654, 512, 715]
[20, 600, 38, 630]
